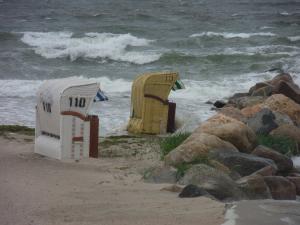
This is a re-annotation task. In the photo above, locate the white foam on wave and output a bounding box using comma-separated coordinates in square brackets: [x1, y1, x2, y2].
[20, 32, 161, 64]
[170, 72, 274, 101]
[189, 31, 275, 39]
[0, 79, 43, 98]
[0, 76, 132, 98]
[280, 11, 291, 16]
[288, 36, 300, 42]
[292, 156, 300, 169]
[219, 45, 300, 57]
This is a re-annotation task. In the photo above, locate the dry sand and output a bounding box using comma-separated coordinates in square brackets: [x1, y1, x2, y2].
[0, 133, 225, 225]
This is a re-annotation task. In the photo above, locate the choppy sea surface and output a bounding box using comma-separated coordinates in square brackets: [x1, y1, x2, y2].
[0, 0, 300, 135]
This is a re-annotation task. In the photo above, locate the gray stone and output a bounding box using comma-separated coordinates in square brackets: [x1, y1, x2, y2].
[228, 96, 266, 109]
[143, 166, 178, 184]
[179, 164, 244, 201]
[209, 150, 276, 177]
[252, 145, 293, 172]
[246, 108, 278, 135]
[178, 184, 210, 198]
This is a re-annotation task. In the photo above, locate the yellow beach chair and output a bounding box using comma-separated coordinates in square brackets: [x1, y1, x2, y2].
[127, 71, 180, 134]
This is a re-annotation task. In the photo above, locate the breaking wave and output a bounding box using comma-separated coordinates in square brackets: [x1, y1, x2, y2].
[20, 32, 161, 64]
[288, 36, 300, 42]
[189, 31, 276, 39]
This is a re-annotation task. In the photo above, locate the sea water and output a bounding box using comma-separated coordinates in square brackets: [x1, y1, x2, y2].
[0, 0, 300, 135]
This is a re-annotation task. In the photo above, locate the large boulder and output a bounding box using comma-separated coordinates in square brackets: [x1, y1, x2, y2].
[219, 106, 247, 122]
[251, 85, 273, 97]
[198, 114, 257, 153]
[246, 108, 278, 135]
[263, 94, 300, 126]
[269, 73, 294, 86]
[273, 80, 300, 104]
[286, 177, 300, 195]
[209, 150, 276, 177]
[248, 73, 294, 96]
[164, 132, 238, 167]
[179, 164, 244, 200]
[236, 174, 271, 199]
[143, 166, 178, 184]
[241, 104, 263, 118]
[270, 124, 300, 147]
[272, 111, 294, 127]
[264, 176, 296, 200]
[252, 145, 293, 172]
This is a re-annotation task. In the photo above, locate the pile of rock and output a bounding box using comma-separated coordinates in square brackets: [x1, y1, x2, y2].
[145, 73, 300, 201]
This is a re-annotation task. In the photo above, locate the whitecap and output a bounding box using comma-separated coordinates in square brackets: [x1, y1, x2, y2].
[292, 156, 300, 169]
[280, 11, 291, 16]
[288, 36, 300, 42]
[20, 32, 161, 64]
[189, 31, 276, 39]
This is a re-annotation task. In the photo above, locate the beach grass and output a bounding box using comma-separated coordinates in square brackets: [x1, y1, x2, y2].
[257, 134, 299, 157]
[0, 125, 35, 136]
[160, 132, 191, 159]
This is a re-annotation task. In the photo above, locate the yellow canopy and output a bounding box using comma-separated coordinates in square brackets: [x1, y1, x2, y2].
[127, 71, 178, 134]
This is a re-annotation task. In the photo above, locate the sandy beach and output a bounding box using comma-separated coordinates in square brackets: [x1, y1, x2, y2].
[0, 133, 224, 225]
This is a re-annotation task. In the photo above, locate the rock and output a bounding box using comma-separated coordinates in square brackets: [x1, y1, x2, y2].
[269, 73, 294, 86]
[143, 166, 178, 184]
[273, 80, 300, 104]
[209, 159, 241, 180]
[263, 94, 300, 126]
[219, 107, 247, 122]
[213, 100, 226, 108]
[252, 165, 277, 177]
[236, 174, 271, 199]
[246, 108, 278, 135]
[251, 85, 273, 97]
[272, 111, 294, 127]
[270, 124, 300, 147]
[179, 164, 244, 201]
[210, 150, 276, 177]
[161, 185, 183, 193]
[178, 184, 210, 198]
[241, 104, 263, 118]
[249, 82, 271, 95]
[228, 96, 266, 109]
[164, 132, 238, 167]
[252, 145, 293, 172]
[286, 177, 300, 195]
[198, 114, 257, 153]
[264, 176, 296, 200]
[248, 73, 294, 96]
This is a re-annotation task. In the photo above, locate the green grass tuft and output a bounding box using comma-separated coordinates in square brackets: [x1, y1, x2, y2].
[0, 125, 35, 136]
[160, 132, 191, 159]
[257, 134, 299, 157]
[175, 155, 210, 178]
